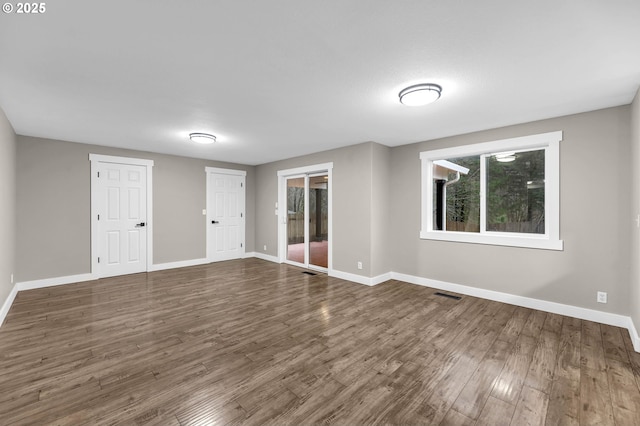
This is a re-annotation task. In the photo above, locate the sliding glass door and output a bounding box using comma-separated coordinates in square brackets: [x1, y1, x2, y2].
[285, 173, 329, 270]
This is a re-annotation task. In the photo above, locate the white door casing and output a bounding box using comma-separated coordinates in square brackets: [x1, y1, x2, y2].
[90, 154, 154, 278]
[206, 167, 246, 262]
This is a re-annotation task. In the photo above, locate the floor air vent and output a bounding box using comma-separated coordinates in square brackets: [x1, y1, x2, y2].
[302, 271, 317, 276]
[434, 292, 461, 300]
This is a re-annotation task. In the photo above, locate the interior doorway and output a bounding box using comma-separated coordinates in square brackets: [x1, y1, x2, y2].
[278, 163, 333, 272]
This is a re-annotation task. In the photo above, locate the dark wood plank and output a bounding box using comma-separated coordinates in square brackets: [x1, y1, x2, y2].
[524, 328, 560, 394]
[450, 338, 513, 419]
[601, 324, 631, 364]
[580, 366, 614, 425]
[555, 316, 582, 382]
[581, 321, 606, 371]
[605, 357, 640, 415]
[439, 408, 475, 426]
[490, 333, 537, 405]
[476, 396, 515, 426]
[511, 384, 549, 426]
[546, 376, 580, 426]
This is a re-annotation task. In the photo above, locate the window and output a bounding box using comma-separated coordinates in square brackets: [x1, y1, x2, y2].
[420, 131, 563, 250]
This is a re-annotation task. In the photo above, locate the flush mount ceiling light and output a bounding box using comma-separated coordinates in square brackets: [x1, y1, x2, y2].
[495, 152, 516, 163]
[399, 83, 442, 106]
[189, 133, 216, 144]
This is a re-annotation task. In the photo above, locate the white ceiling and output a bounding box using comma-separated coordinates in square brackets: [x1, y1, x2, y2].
[1, 1, 639, 165]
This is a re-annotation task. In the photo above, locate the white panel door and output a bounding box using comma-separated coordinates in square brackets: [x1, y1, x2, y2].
[207, 172, 245, 262]
[97, 163, 147, 277]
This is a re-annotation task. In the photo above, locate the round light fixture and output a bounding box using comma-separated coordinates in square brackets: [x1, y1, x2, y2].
[495, 152, 516, 163]
[399, 83, 442, 106]
[189, 133, 216, 144]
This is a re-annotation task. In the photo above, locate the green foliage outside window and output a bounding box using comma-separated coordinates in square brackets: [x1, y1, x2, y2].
[434, 149, 545, 234]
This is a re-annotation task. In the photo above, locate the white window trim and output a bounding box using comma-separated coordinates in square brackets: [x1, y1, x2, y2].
[420, 131, 563, 251]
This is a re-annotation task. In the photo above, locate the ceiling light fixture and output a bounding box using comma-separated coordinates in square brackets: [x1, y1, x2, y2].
[189, 133, 216, 144]
[495, 152, 516, 163]
[399, 83, 442, 106]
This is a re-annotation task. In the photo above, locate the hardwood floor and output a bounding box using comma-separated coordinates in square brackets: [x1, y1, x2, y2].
[1, 258, 639, 425]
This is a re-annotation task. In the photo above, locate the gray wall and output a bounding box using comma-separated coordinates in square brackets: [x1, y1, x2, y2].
[371, 143, 391, 277]
[390, 106, 631, 314]
[255, 142, 378, 276]
[631, 90, 640, 332]
[16, 136, 255, 282]
[0, 107, 16, 309]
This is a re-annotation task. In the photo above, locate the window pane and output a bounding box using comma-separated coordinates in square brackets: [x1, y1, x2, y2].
[308, 175, 328, 268]
[486, 149, 545, 234]
[433, 156, 480, 232]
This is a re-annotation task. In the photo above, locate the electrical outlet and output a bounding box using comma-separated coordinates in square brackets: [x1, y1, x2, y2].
[597, 291, 607, 304]
[357, 262, 363, 270]
[263, 245, 267, 251]
[202, 209, 206, 215]
[10, 273, 14, 284]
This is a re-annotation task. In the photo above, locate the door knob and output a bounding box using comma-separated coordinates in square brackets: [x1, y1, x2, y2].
[211, 220, 219, 224]
[135, 222, 146, 227]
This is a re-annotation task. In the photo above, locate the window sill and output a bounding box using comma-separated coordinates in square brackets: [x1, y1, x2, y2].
[420, 230, 564, 251]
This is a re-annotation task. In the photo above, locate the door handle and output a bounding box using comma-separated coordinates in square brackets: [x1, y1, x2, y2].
[135, 222, 146, 227]
[211, 220, 219, 224]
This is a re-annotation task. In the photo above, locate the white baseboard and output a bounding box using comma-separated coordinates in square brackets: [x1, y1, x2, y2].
[17, 273, 97, 291]
[329, 270, 392, 287]
[0, 283, 19, 327]
[248, 252, 280, 263]
[150, 258, 209, 272]
[391, 271, 633, 333]
[629, 317, 640, 352]
[372, 272, 393, 286]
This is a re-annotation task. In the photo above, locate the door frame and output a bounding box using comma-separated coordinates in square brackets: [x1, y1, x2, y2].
[277, 162, 333, 272]
[205, 167, 247, 262]
[90, 154, 154, 278]
[307, 171, 330, 271]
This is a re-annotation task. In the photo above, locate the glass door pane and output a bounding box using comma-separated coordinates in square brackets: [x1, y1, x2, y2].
[286, 177, 305, 264]
[308, 174, 328, 269]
